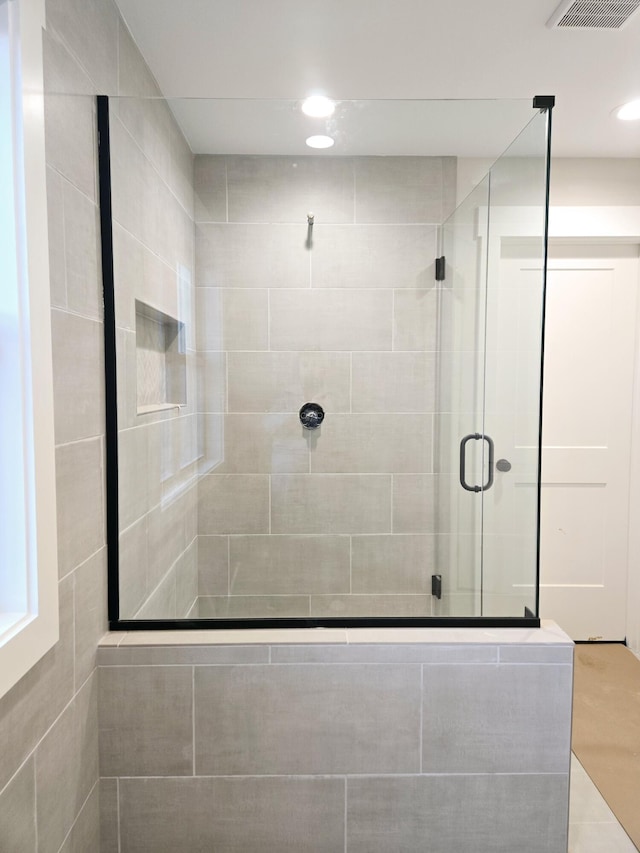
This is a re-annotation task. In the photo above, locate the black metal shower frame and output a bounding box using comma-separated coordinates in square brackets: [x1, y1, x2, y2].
[98, 94, 552, 632]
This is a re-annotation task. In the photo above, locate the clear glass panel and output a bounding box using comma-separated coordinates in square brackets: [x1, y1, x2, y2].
[433, 177, 490, 617]
[481, 110, 549, 618]
[103, 96, 547, 622]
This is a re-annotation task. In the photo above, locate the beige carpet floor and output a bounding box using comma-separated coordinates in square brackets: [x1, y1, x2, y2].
[572, 643, 640, 850]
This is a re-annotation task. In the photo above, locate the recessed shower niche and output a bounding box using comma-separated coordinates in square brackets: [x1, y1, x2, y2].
[98, 95, 553, 628]
[135, 300, 186, 414]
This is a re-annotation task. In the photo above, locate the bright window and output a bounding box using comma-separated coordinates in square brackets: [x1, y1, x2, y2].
[0, 0, 58, 698]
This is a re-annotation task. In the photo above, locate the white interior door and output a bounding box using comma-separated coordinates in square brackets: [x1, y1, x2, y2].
[539, 243, 639, 640]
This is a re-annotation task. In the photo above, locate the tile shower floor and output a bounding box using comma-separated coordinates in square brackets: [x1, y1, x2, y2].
[570, 754, 637, 852]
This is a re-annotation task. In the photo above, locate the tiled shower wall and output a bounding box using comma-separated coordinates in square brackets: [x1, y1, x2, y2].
[112, 80, 197, 620]
[0, 2, 194, 850]
[194, 155, 456, 618]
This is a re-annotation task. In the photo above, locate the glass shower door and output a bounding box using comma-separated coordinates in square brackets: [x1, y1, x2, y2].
[433, 175, 490, 616]
[434, 107, 550, 619]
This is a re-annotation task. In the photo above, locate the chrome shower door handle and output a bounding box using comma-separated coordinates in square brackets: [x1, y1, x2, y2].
[459, 433, 495, 492]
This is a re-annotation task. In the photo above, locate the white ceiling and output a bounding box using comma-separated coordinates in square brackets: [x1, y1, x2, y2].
[114, 0, 640, 158]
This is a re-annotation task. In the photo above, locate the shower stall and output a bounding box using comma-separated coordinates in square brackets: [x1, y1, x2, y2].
[98, 95, 553, 630]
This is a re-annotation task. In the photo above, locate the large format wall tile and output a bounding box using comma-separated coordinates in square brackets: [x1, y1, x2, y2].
[99, 779, 119, 853]
[351, 534, 435, 593]
[269, 289, 392, 351]
[422, 663, 573, 773]
[119, 516, 148, 618]
[196, 224, 309, 288]
[118, 426, 149, 530]
[135, 568, 177, 619]
[197, 535, 229, 595]
[99, 666, 193, 777]
[62, 178, 102, 320]
[354, 156, 447, 223]
[310, 593, 432, 617]
[0, 577, 74, 793]
[227, 351, 351, 413]
[214, 414, 309, 474]
[229, 534, 350, 595]
[46, 166, 66, 309]
[74, 548, 108, 688]
[226, 155, 354, 224]
[51, 310, 105, 444]
[194, 155, 227, 222]
[119, 776, 345, 853]
[175, 541, 198, 617]
[55, 438, 105, 578]
[198, 475, 270, 534]
[392, 474, 443, 534]
[0, 759, 36, 853]
[351, 352, 437, 412]
[194, 664, 421, 774]
[394, 287, 439, 351]
[198, 595, 311, 618]
[58, 784, 100, 853]
[36, 674, 99, 853]
[347, 773, 568, 853]
[196, 287, 268, 351]
[271, 474, 391, 534]
[311, 224, 436, 288]
[46, 0, 118, 93]
[310, 414, 432, 473]
[43, 35, 96, 200]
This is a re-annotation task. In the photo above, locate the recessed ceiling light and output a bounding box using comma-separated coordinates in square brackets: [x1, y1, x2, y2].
[615, 99, 640, 120]
[306, 135, 335, 149]
[302, 95, 335, 118]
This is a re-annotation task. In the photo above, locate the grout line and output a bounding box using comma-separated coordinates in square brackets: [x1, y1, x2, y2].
[33, 755, 38, 850]
[352, 161, 357, 224]
[268, 475, 272, 534]
[192, 666, 196, 776]
[53, 778, 100, 853]
[349, 537, 352, 594]
[344, 776, 348, 852]
[104, 770, 572, 780]
[72, 570, 77, 692]
[430, 412, 435, 475]
[57, 542, 107, 583]
[59, 170, 69, 309]
[117, 777, 122, 853]
[390, 474, 394, 533]
[267, 289, 271, 351]
[116, 115, 193, 220]
[116, 19, 121, 95]
[391, 290, 395, 352]
[419, 664, 424, 773]
[225, 351, 229, 414]
[225, 158, 229, 223]
[227, 535, 231, 596]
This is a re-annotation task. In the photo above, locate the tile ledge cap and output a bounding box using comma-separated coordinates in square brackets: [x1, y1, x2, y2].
[98, 621, 573, 648]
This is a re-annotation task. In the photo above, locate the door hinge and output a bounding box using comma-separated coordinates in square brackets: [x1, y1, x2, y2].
[431, 574, 442, 600]
[435, 256, 445, 281]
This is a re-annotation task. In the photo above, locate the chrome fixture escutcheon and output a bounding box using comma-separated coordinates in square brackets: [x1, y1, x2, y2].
[299, 402, 324, 430]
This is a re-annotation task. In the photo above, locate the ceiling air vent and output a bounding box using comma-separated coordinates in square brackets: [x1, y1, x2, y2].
[547, 0, 640, 28]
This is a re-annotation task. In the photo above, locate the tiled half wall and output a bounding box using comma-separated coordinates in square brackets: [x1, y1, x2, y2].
[98, 625, 574, 852]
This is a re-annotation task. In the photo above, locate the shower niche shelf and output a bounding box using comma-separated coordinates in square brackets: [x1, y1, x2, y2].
[135, 300, 186, 415]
